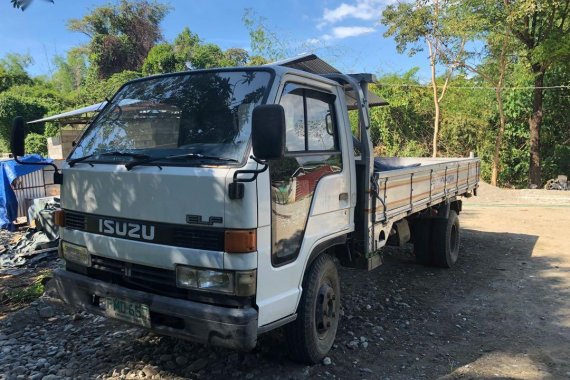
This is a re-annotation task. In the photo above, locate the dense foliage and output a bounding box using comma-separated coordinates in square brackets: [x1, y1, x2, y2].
[67, 0, 169, 79]
[380, 0, 570, 187]
[368, 65, 569, 188]
[24, 132, 47, 156]
[0, 93, 48, 151]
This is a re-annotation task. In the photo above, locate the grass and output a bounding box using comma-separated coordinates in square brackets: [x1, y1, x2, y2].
[1, 270, 52, 306]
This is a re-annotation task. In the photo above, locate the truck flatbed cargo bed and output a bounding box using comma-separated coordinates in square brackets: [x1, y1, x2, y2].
[371, 157, 480, 223]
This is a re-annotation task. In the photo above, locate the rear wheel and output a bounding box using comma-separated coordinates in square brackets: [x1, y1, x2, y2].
[432, 210, 460, 268]
[285, 254, 340, 364]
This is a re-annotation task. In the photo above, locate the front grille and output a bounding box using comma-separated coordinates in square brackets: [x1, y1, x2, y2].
[63, 210, 225, 251]
[90, 255, 176, 288]
[65, 211, 86, 230]
[76, 256, 253, 307]
[173, 229, 224, 250]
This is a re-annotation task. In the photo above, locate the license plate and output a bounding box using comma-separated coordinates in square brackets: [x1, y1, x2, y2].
[102, 297, 150, 328]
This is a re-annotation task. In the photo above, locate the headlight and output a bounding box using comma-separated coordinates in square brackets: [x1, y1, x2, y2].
[176, 266, 256, 296]
[198, 270, 233, 292]
[62, 241, 91, 267]
[176, 266, 198, 288]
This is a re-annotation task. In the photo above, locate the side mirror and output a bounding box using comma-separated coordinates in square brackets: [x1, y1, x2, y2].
[252, 104, 285, 161]
[10, 116, 26, 157]
[10, 116, 63, 185]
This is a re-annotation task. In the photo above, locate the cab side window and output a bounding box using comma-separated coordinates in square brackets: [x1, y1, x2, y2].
[280, 87, 305, 151]
[280, 85, 340, 153]
[306, 92, 336, 152]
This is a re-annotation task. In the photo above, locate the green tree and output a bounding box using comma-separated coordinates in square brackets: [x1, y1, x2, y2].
[190, 44, 225, 69]
[0, 94, 48, 151]
[51, 48, 88, 93]
[468, 37, 513, 187]
[0, 53, 33, 76]
[142, 43, 178, 75]
[503, 0, 570, 186]
[173, 27, 200, 68]
[0, 66, 32, 93]
[243, 8, 290, 61]
[439, 75, 494, 158]
[540, 63, 570, 181]
[5, 82, 68, 114]
[459, 0, 570, 186]
[223, 48, 249, 67]
[369, 69, 434, 157]
[452, 0, 520, 185]
[77, 69, 142, 105]
[498, 72, 533, 188]
[143, 30, 249, 73]
[382, 0, 470, 157]
[68, 0, 169, 79]
[24, 132, 47, 156]
[247, 55, 268, 66]
[0, 53, 33, 92]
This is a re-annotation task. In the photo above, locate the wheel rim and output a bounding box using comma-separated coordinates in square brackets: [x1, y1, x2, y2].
[450, 222, 459, 261]
[315, 282, 337, 338]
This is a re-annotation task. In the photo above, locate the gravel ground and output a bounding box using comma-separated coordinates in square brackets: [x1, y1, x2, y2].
[0, 228, 58, 317]
[1, 184, 569, 380]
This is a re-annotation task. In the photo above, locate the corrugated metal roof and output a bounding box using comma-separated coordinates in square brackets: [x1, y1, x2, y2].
[27, 101, 107, 124]
[272, 54, 388, 108]
[269, 54, 341, 75]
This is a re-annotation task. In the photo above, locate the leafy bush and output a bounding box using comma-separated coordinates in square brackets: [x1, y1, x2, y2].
[44, 122, 60, 138]
[0, 93, 48, 152]
[24, 133, 47, 156]
[77, 69, 142, 104]
[142, 43, 178, 75]
[0, 68, 32, 92]
[5, 82, 69, 113]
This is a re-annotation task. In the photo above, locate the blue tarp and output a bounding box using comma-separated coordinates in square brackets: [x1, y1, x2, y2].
[0, 155, 52, 231]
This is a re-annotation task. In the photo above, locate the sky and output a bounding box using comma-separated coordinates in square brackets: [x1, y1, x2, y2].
[0, 0, 431, 80]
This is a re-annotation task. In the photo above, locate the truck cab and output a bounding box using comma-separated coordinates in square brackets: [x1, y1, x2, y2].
[10, 55, 479, 364]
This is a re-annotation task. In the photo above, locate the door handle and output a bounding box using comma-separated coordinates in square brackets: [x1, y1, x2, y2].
[339, 192, 349, 202]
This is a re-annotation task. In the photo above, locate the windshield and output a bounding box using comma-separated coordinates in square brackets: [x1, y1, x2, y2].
[69, 70, 272, 165]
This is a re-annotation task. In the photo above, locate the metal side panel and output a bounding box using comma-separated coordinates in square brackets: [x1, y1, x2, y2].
[371, 158, 480, 222]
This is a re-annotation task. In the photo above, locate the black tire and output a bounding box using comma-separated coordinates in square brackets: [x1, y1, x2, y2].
[432, 210, 460, 268]
[285, 254, 340, 364]
[412, 219, 432, 265]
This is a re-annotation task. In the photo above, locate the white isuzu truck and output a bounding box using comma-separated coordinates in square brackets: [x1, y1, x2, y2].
[11, 55, 479, 364]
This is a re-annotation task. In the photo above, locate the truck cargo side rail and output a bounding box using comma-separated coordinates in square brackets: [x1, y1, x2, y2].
[371, 158, 480, 223]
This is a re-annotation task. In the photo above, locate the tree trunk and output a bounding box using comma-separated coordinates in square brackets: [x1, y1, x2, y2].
[491, 88, 507, 186]
[428, 40, 439, 158]
[432, 99, 440, 158]
[529, 69, 545, 187]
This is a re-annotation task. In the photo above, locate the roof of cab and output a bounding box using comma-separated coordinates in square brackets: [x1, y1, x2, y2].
[267, 54, 388, 108]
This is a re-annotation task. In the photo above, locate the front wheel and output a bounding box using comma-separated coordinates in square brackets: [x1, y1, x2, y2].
[285, 254, 340, 364]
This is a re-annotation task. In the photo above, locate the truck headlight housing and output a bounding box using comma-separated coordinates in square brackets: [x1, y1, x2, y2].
[61, 241, 91, 267]
[176, 266, 256, 296]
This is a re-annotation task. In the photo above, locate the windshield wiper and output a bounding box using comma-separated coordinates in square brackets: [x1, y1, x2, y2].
[68, 151, 151, 167]
[125, 153, 239, 171]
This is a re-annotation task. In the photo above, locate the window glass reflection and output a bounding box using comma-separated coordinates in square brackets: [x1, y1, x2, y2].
[271, 84, 343, 265]
[70, 71, 271, 164]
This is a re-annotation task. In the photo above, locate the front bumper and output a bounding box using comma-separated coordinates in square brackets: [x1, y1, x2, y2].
[54, 269, 258, 350]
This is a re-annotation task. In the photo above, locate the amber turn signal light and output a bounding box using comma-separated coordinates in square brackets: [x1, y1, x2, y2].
[54, 209, 65, 227]
[224, 229, 257, 253]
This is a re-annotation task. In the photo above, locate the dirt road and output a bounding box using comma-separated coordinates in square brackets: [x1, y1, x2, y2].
[1, 184, 569, 379]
